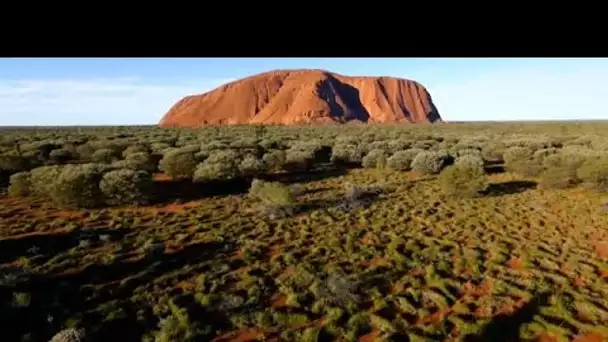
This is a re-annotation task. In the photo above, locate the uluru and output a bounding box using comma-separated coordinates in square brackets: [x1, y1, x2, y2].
[158, 69, 442, 127]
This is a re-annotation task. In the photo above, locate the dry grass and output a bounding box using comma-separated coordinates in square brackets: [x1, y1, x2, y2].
[1, 166, 607, 341]
[1, 122, 608, 341]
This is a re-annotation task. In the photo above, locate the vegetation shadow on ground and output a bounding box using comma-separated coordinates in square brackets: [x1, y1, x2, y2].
[463, 291, 552, 342]
[0, 240, 237, 342]
[151, 165, 349, 205]
[484, 180, 537, 197]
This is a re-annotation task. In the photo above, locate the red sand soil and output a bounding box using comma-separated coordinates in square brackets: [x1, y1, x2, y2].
[507, 256, 525, 270]
[593, 242, 608, 259]
[537, 332, 560, 342]
[266, 244, 283, 258]
[363, 256, 390, 268]
[271, 294, 288, 309]
[571, 332, 607, 342]
[359, 329, 382, 342]
[158, 69, 442, 127]
[212, 328, 265, 342]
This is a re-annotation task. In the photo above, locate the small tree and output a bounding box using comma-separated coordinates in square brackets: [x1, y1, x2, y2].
[49, 149, 74, 164]
[29, 165, 64, 198]
[532, 148, 559, 164]
[122, 144, 151, 158]
[455, 154, 485, 169]
[503, 147, 543, 177]
[8, 172, 32, 197]
[438, 162, 488, 198]
[283, 149, 314, 172]
[159, 149, 197, 179]
[100, 169, 153, 206]
[49, 164, 106, 209]
[362, 149, 388, 169]
[239, 155, 266, 177]
[205, 149, 241, 165]
[577, 155, 608, 192]
[331, 144, 365, 165]
[262, 150, 286, 171]
[249, 179, 296, 217]
[125, 152, 157, 172]
[481, 142, 506, 163]
[387, 149, 422, 171]
[538, 153, 585, 189]
[48, 328, 86, 342]
[91, 148, 117, 164]
[411, 151, 453, 175]
[454, 148, 483, 158]
[0, 155, 33, 173]
[193, 160, 239, 182]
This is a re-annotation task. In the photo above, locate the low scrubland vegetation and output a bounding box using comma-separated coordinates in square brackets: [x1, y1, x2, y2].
[1, 122, 608, 341]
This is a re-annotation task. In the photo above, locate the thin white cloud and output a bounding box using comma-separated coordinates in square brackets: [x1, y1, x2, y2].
[0, 77, 234, 126]
[429, 63, 608, 122]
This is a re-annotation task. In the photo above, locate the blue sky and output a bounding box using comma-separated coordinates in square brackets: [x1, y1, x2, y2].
[1, 58, 607, 126]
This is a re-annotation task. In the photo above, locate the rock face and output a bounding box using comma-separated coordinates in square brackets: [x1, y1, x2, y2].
[159, 69, 442, 127]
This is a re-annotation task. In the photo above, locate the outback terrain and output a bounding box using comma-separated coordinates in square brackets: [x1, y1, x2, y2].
[1, 122, 608, 342]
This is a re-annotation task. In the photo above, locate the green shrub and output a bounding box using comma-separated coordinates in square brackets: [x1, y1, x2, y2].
[100, 169, 153, 205]
[532, 148, 559, 164]
[538, 153, 585, 189]
[262, 150, 286, 171]
[19, 141, 61, 161]
[29, 165, 63, 198]
[259, 138, 281, 151]
[194, 151, 209, 163]
[503, 147, 534, 166]
[0, 155, 33, 173]
[159, 149, 197, 179]
[122, 144, 151, 158]
[150, 142, 172, 153]
[361, 149, 388, 169]
[49, 164, 106, 208]
[49, 149, 73, 163]
[543, 152, 586, 170]
[503, 147, 543, 176]
[230, 137, 260, 150]
[411, 151, 453, 175]
[577, 155, 608, 192]
[455, 154, 485, 168]
[331, 144, 364, 165]
[413, 140, 436, 150]
[438, 162, 488, 198]
[202, 140, 228, 152]
[454, 148, 483, 158]
[91, 148, 117, 164]
[283, 149, 314, 172]
[387, 149, 423, 171]
[193, 160, 239, 182]
[125, 152, 157, 172]
[387, 139, 414, 154]
[150, 303, 198, 342]
[8, 172, 32, 197]
[481, 142, 507, 162]
[539, 166, 580, 190]
[48, 328, 86, 342]
[239, 155, 266, 177]
[288, 141, 330, 163]
[75, 143, 96, 160]
[249, 179, 296, 217]
[205, 149, 241, 165]
[365, 141, 389, 154]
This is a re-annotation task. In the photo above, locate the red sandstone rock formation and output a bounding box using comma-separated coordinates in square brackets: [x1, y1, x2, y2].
[158, 69, 442, 127]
